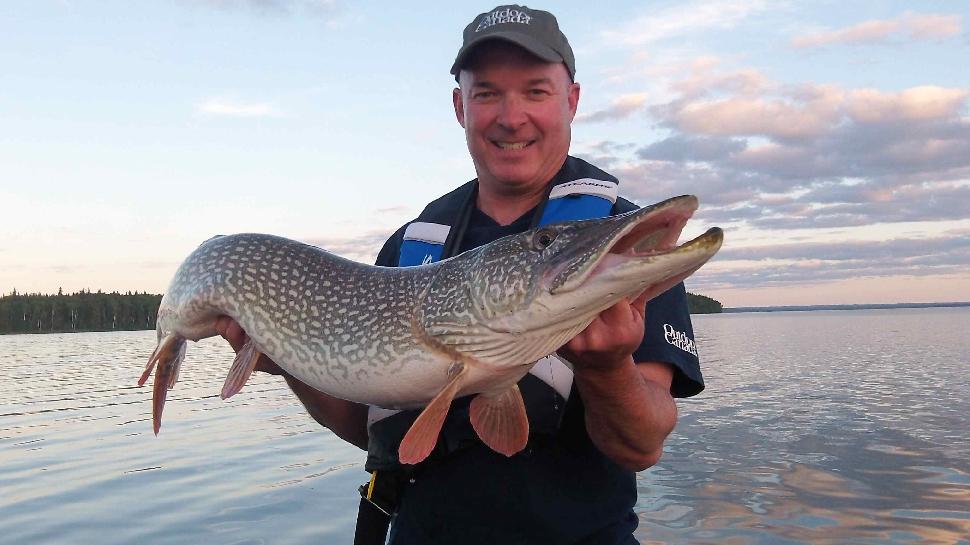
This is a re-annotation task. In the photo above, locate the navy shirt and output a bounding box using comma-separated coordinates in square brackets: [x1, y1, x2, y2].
[372, 179, 703, 544]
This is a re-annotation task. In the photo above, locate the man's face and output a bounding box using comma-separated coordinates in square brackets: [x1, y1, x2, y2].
[454, 43, 580, 195]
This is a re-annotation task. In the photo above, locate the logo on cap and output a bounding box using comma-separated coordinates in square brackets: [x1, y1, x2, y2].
[476, 7, 532, 32]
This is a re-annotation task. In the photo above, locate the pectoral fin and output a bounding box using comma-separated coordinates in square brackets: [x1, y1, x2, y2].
[469, 385, 529, 457]
[399, 363, 468, 465]
[138, 334, 187, 435]
[221, 337, 262, 399]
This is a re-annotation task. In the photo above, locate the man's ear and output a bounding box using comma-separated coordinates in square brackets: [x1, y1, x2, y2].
[567, 82, 581, 120]
[453, 87, 466, 128]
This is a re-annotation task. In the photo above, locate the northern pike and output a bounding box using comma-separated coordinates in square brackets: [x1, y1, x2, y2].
[139, 195, 722, 463]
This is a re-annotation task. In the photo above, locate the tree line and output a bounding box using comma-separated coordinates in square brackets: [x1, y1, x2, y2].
[687, 292, 722, 314]
[0, 289, 161, 334]
[0, 288, 722, 335]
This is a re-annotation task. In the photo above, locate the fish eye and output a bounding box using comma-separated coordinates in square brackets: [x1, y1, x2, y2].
[532, 229, 557, 250]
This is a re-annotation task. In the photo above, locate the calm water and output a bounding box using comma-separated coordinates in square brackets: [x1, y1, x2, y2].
[1, 308, 968, 544]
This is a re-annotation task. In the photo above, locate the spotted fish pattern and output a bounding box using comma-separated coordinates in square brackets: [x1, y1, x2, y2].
[140, 195, 723, 462]
[160, 233, 458, 405]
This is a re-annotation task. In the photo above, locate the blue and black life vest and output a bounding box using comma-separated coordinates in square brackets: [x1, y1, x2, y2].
[366, 156, 625, 470]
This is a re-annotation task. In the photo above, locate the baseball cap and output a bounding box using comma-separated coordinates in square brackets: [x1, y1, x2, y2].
[450, 5, 576, 81]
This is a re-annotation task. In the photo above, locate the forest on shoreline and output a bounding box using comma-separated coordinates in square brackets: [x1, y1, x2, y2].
[0, 289, 723, 335]
[0, 289, 160, 335]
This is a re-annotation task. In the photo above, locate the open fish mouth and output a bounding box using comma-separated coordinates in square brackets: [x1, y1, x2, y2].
[546, 195, 721, 294]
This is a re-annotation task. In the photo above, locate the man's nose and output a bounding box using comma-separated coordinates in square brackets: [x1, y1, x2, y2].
[496, 95, 528, 130]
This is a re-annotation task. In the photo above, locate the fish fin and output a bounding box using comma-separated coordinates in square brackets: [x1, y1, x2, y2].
[399, 363, 468, 465]
[138, 334, 186, 435]
[469, 384, 529, 457]
[138, 342, 163, 386]
[220, 337, 261, 400]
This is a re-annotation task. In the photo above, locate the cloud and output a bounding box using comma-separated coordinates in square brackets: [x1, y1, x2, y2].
[197, 98, 277, 117]
[688, 232, 970, 291]
[672, 65, 774, 99]
[654, 90, 843, 139]
[576, 59, 970, 237]
[602, 0, 770, 46]
[792, 12, 963, 48]
[638, 135, 747, 162]
[198, 0, 338, 17]
[575, 93, 649, 123]
[654, 83, 968, 141]
[302, 228, 397, 263]
[844, 86, 969, 124]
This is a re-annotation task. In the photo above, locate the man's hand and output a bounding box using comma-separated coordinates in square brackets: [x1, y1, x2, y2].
[213, 316, 284, 375]
[558, 292, 677, 471]
[557, 291, 649, 370]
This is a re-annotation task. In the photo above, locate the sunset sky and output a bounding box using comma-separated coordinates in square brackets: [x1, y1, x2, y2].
[2, 1, 968, 307]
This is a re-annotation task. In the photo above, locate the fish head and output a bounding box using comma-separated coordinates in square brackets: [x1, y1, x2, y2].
[422, 195, 723, 368]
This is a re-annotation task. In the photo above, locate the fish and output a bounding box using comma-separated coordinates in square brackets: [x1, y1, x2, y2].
[138, 194, 722, 464]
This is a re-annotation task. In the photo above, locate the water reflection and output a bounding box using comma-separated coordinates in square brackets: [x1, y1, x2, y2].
[0, 330, 364, 544]
[636, 308, 970, 544]
[2, 309, 968, 544]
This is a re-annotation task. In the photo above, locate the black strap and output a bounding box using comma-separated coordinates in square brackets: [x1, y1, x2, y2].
[353, 496, 391, 545]
[353, 470, 408, 545]
[438, 182, 477, 260]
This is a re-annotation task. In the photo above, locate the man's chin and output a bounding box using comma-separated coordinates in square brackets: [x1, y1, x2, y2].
[486, 168, 543, 188]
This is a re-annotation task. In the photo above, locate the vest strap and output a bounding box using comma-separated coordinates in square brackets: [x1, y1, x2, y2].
[539, 179, 617, 225]
[399, 222, 451, 266]
[548, 178, 618, 203]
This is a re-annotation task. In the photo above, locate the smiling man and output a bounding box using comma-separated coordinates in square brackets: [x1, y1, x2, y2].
[452, 40, 580, 224]
[218, 5, 704, 544]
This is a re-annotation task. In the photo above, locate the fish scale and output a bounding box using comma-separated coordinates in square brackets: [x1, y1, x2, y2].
[164, 235, 440, 389]
[139, 194, 723, 463]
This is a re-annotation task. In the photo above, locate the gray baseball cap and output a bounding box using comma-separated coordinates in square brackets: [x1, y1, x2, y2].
[451, 5, 576, 81]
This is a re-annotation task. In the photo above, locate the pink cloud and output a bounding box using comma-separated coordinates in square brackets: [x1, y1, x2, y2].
[575, 93, 650, 123]
[904, 12, 963, 38]
[659, 85, 844, 138]
[792, 12, 962, 48]
[673, 66, 774, 99]
[845, 86, 969, 124]
[654, 70, 968, 140]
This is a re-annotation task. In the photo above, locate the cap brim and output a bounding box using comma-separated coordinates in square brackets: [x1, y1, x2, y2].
[450, 31, 563, 76]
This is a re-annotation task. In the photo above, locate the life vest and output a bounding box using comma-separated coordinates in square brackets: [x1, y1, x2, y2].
[366, 156, 621, 470]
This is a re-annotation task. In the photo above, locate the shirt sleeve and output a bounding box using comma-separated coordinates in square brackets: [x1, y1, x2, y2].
[634, 282, 704, 398]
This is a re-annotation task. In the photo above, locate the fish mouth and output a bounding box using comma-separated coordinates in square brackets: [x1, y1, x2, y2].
[546, 195, 721, 294]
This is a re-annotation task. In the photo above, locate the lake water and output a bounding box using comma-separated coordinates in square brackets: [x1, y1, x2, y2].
[2, 308, 968, 544]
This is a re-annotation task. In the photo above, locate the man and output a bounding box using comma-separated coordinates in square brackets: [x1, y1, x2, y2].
[217, 5, 703, 544]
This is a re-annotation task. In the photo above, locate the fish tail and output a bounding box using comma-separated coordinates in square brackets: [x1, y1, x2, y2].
[138, 333, 187, 435]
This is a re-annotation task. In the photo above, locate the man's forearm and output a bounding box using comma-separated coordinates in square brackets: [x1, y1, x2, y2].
[282, 373, 370, 450]
[573, 357, 677, 471]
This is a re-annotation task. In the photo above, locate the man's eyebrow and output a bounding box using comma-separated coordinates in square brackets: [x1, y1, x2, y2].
[526, 77, 554, 86]
[470, 77, 555, 89]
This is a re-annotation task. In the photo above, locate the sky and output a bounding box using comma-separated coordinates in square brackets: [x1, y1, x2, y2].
[2, 0, 968, 307]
